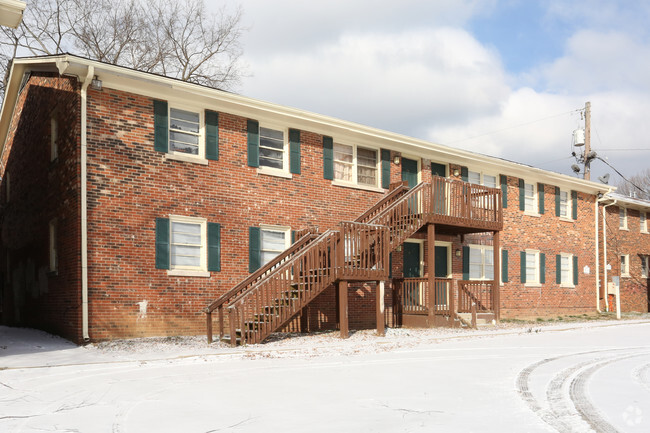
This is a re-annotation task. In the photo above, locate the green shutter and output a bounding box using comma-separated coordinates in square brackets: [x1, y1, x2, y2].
[519, 179, 525, 211]
[571, 190, 578, 220]
[540, 253, 546, 284]
[381, 149, 391, 189]
[520, 251, 526, 283]
[155, 218, 170, 269]
[555, 187, 561, 217]
[247, 119, 259, 167]
[207, 222, 221, 272]
[323, 136, 333, 180]
[573, 255, 579, 285]
[500, 175, 508, 208]
[289, 129, 301, 174]
[502, 249, 509, 283]
[153, 100, 168, 153]
[556, 255, 562, 284]
[291, 230, 296, 244]
[461, 166, 468, 182]
[538, 183, 545, 214]
[462, 246, 470, 280]
[249, 226, 261, 272]
[205, 110, 219, 161]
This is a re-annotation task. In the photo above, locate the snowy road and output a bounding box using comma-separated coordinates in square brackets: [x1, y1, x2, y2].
[1, 320, 649, 432]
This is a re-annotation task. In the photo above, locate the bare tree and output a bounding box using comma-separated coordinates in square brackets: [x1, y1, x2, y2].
[615, 168, 650, 200]
[0, 0, 245, 97]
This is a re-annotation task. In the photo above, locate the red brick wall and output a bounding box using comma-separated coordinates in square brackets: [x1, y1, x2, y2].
[0, 73, 82, 341]
[600, 205, 650, 312]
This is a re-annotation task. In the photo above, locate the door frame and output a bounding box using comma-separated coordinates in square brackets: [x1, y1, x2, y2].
[404, 238, 424, 277]
[434, 241, 452, 278]
[401, 154, 422, 185]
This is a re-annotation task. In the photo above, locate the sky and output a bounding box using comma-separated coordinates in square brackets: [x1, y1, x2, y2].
[219, 0, 650, 188]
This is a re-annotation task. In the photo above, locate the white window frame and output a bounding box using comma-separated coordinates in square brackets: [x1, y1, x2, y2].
[332, 142, 381, 191]
[525, 249, 540, 286]
[168, 215, 207, 274]
[50, 116, 58, 161]
[257, 124, 290, 178]
[260, 225, 291, 266]
[619, 207, 628, 230]
[559, 189, 571, 219]
[640, 212, 647, 233]
[168, 105, 204, 160]
[559, 253, 573, 287]
[524, 182, 537, 214]
[468, 244, 494, 281]
[467, 170, 497, 188]
[620, 254, 630, 277]
[641, 255, 649, 278]
[49, 219, 58, 273]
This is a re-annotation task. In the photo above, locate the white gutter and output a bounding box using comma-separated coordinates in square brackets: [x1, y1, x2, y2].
[80, 65, 94, 341]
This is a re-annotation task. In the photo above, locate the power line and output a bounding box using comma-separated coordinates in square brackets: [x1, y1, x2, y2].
[595, 157, 645, 193]
[447, 109, 581, 144]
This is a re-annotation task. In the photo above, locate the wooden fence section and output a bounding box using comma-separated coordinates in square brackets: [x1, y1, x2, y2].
[395, 277, 454, 316]
[338, 221, 390, 280]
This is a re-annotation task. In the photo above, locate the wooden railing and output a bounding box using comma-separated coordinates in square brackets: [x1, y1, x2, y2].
[338, 221, 390, 280]
[355, 183, 410, 224]
[205, 231, 317, 342]
[368, 182, 431, 249]
[430, 177, 502, 231]
[458, 280, 493, 313]
[394, 277, 453, 316]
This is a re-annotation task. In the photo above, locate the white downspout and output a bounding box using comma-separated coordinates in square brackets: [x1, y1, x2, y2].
[595, 197, 600, 312]
[80, 66, 94, 341]
[601, 199, 617, 315]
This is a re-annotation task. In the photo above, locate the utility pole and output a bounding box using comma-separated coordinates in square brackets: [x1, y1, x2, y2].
[584, 101, 591, 180]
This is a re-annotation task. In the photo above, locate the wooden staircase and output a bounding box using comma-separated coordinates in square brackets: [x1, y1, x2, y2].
[205, 178, 503, 346]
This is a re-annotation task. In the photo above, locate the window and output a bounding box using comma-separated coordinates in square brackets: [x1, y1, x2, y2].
[619, 207, 627, 229]
[642, 256, 649, 278]
[469, 245, 494, 280]
[334, 143, 378, 187]
[170, 217, 206, 271]
[50, 117, 58, 161]
[169, 108, 201, 156]
[49, 219, 58, 272]
[559, 190, 569, 218]
[559, 254, 572, 286]
[641, 212, 647, 233]
[524, 183, 536, 213]
[261, 226, 290, 266]
[467, 170, 496, 188]
[259, 126, 286, 170]
[620, 254, 629, 276]
[521, 250, 542, 285]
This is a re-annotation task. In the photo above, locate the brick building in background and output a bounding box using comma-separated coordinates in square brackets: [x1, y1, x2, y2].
[0, 55, 644, 344]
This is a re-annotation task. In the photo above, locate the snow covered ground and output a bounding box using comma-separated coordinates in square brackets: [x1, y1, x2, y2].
[1, 317, 650, 432]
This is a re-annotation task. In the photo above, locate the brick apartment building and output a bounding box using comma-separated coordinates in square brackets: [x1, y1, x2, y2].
[0, 55, 645, 344]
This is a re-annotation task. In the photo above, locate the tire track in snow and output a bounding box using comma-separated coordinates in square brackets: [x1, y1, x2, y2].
[516, 348, 646, 433]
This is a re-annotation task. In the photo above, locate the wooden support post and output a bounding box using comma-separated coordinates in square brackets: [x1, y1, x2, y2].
[427, 223, 436, 326]
[339, 280, 349, 339]
[206, 311, 212, 344]
[471, 302, 477, 330]
[492, 230, 501, 322]
[218, 306, 224, 341]
[376, 280, 385, 336]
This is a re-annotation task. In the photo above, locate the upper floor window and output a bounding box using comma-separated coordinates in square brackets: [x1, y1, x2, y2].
[559, 190, 569, 218]
[334, 143, 378, 187]
[641, 212, 647, 233]
[259, 127, 286, 170]
[468, 170, 496, 188]
[469, 245, 494, 280]
[524, 182, 536, 213]
[619, 207, 627, 230]
[169, 108, 201, 156]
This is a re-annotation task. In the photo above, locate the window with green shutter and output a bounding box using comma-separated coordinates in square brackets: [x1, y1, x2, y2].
[323, 136, 333, 180]
[500, 175, 508, 208]
[501, 249, 508, 282]
[381, 149, 391, 189]
[155, 218, 170, 269]
[462, 245, 470, 280]
[249, 227, 261, 272]
[247, 119, 259, 167]
[205, 110, 219, 161]
[539, 253, 546, 284]
[538, 183, 545, 214]
[571, 190, 578, 220]
[289, 129, 301, 174]
[573, 255, 579, 285]
[153, 100, 168, 153]
[207, 222, 221, 272]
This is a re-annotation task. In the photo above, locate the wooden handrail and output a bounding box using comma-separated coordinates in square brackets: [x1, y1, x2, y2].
[205, 232, 316, 313]
[355, 184, 409, 223]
